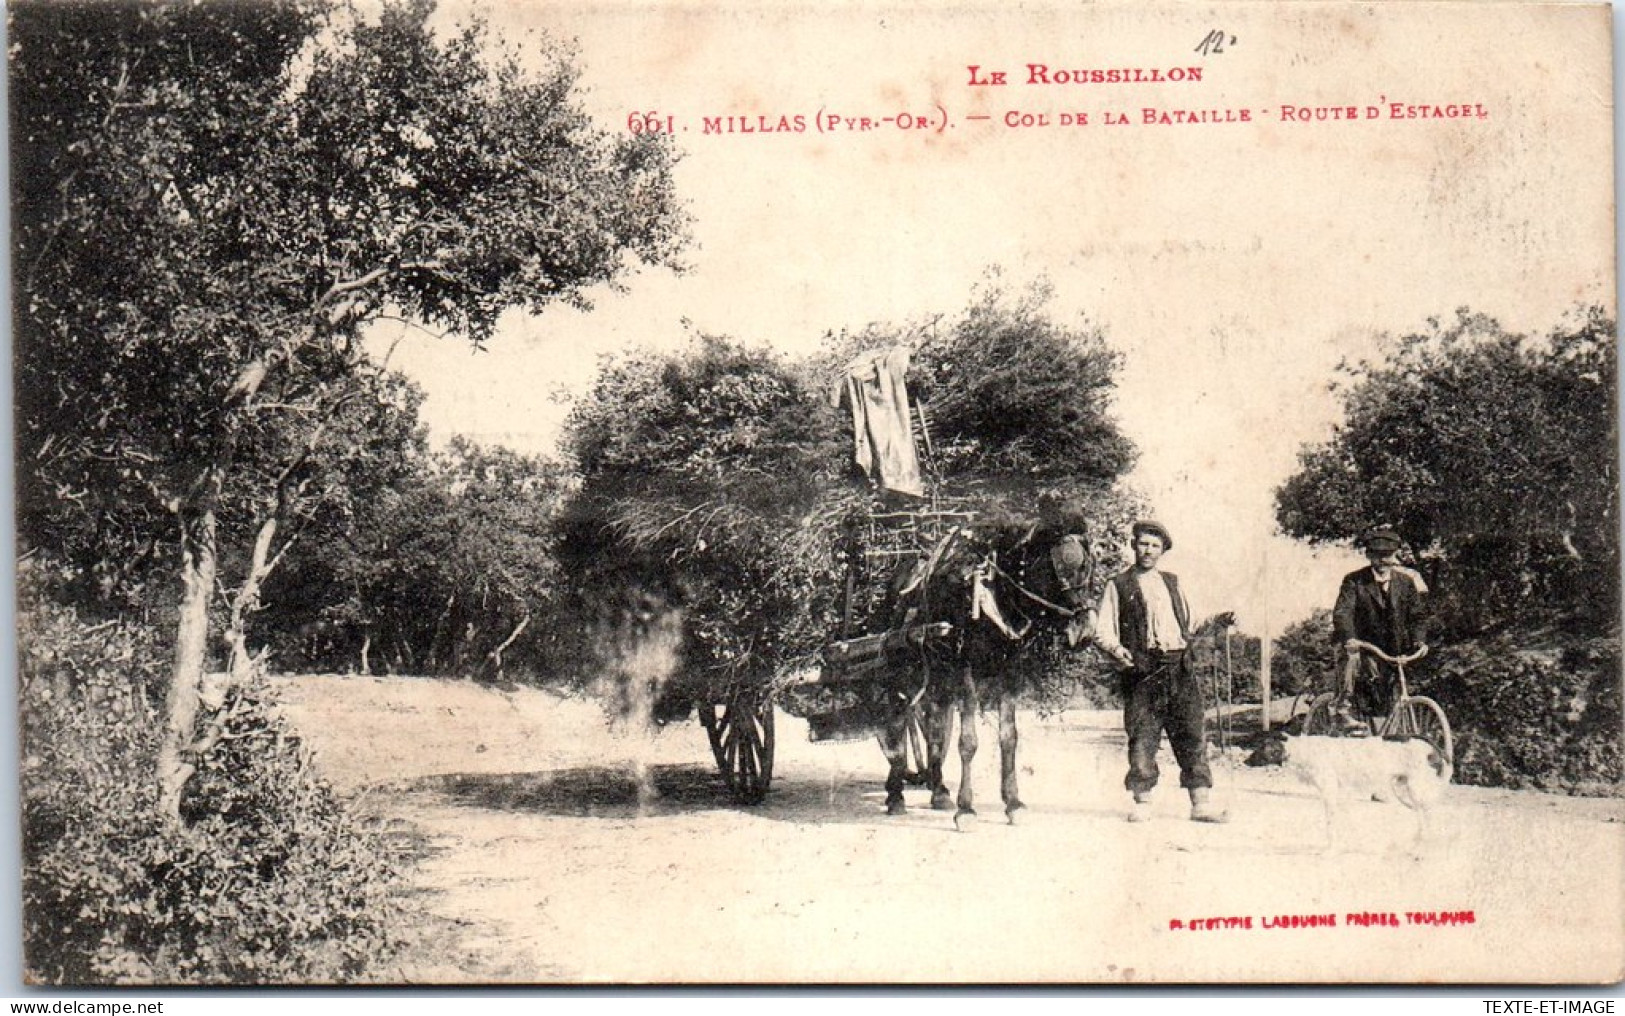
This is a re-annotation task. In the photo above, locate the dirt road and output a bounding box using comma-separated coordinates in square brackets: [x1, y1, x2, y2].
[270, 674, 1625, 984]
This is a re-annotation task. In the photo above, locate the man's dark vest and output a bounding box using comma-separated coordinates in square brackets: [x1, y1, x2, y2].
[1112, 569, 1191, 657]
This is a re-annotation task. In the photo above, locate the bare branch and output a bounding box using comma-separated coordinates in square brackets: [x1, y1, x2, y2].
[373, 315, 450, 343]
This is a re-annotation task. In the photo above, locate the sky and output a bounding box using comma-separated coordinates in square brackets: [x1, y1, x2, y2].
[370, 1, 1617, 636]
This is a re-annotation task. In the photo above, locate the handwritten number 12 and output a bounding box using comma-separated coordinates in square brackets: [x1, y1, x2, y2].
[1195, 29, 1237, 55]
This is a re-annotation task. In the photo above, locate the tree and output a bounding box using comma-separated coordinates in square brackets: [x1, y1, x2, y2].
[234, 368, 436, 674]
[1270, 609, 1340, 699]
[1274, 308, 1617, 637]
[262, 436, 569, 679]
[12, 0, 686, 820]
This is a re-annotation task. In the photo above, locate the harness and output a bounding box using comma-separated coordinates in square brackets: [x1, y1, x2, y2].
[988, 559, 1078, 617]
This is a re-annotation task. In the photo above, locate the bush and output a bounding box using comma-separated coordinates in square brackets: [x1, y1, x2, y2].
[1425, 630, 1622, 794]
[22, 588, 402, 984]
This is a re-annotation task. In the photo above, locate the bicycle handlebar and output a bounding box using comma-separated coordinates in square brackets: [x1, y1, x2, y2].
[1345, 639, 1429, 665]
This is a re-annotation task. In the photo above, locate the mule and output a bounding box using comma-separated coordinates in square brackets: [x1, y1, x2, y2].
[874, 522, 1099, 827]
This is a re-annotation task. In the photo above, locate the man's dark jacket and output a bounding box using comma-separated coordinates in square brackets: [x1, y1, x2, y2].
[1332, 567, 1427, 655]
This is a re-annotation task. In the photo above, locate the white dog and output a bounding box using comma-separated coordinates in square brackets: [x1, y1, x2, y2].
[1247, 733, 1451, 854]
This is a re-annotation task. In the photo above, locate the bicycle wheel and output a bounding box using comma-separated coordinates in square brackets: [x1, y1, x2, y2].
[1299, 693, 1337, 736]
[1387, 695, 1454, 771]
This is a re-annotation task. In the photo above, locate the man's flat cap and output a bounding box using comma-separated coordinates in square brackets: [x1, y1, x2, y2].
[1361, 527, 1402, 552]
[1132, 520, 1172, 550]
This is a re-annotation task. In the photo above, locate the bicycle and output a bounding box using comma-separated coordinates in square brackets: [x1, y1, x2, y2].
[1300, 639, 1453, 768]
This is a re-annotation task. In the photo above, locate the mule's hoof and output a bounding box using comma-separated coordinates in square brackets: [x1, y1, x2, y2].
[953, 808, 977, 831]
[1005, 801, 1026, 825]
[886, 797, 906, 817]
[930, 790, 954, 811]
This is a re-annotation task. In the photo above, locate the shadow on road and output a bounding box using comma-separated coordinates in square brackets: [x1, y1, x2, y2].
[397, 764, 735, 818]
[387, 761, 960, 827]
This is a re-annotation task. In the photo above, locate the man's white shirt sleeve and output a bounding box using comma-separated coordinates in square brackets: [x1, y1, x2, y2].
[1095, 581, 1132, 664]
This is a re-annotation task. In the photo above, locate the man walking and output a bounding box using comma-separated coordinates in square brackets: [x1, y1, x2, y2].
[1095, 521, 1228, 824]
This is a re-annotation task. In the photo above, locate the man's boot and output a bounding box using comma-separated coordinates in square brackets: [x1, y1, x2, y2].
[1189, 787, 1229, 824]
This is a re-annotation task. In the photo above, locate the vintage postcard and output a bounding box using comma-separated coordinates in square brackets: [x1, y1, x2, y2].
[11, 0, 1620, 988]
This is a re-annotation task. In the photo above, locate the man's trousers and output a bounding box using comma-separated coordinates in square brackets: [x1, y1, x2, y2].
[1122, 650, 1212, 795]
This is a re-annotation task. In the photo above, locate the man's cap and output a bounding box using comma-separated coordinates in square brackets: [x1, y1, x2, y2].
[1361, 527, 1402, 553]
[1131, 520, 1172, 550]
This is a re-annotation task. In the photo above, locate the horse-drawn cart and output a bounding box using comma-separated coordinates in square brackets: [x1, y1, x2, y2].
[684, 427, 1099, 807]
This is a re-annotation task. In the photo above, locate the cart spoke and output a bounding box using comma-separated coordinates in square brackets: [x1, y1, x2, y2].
[759, 703, 775, 783]
[703, 693, 775, 803]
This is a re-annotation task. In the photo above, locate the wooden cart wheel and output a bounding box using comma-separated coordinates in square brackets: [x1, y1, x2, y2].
[700, 691, 775, 804]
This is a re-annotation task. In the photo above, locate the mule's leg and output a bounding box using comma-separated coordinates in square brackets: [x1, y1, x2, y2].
[954, 664, 980, 830]
[999, 694, 1024, 823]
[877, 713, 910, 816]
[924, 698, 955, 811]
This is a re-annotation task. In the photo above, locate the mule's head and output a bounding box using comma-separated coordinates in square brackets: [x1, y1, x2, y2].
[884, 521, 1104, 653]
[989, 525, 1101, 639]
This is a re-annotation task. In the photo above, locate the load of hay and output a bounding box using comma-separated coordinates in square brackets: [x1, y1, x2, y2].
[554, 284, 1142, 720]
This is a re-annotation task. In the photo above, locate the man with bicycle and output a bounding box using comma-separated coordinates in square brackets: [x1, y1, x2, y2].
[1332, 527, 1430, 730]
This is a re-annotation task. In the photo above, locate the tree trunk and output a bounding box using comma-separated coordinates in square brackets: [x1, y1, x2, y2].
[427, 593, 456, 671]
[227, 514, 280, 681]
[360, 632, 371, 675]
[157, 502, 218, 823]
[157, 355, 268, 823]
[481, 610, 531, 681]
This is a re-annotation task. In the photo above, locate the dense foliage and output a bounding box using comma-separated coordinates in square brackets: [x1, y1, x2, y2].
[21, 580, 401, 984]
[261, 436, 570, 678]
[1188, 628, 1264, 703]
[1426, 633, 1621, 793]
[1268, 609, 1340, 700]
[556, 336, 848, 703]
[904, 285, 1136, 491]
